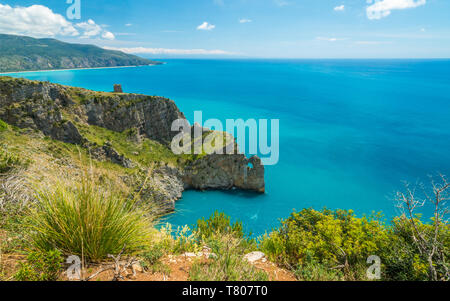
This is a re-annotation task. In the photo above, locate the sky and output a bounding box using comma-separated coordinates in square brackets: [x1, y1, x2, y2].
[0, 0, 449, 58]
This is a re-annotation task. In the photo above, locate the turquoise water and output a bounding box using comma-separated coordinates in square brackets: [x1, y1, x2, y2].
[5, 59, 450, 236]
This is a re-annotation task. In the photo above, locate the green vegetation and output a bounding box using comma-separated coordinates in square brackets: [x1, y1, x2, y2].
[76, 123, 189, 166]
[0, 119, 7, 131]
[189, 234, 268, 281]
[14, 250, 63, 281]
[260, 209, 387, 280]
[0, 145, 30, 174]
[260, 208, 449, 281]
[28, 172, 154, 262]
[194, 211, 246, 241]
[188, 212, 264, 281]
[0, 34, 159, 73]
[0, 116, 448, 281]
[0, 148, 22, 174]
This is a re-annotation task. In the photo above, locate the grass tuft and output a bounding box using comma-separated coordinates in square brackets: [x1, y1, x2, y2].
[28, 169, 154, 262]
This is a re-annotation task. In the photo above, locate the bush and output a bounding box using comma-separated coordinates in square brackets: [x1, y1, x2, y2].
[194, 211, 246, 240]
[189, 213, 264, 281]
[28, 173, 154, 262]
[142, 244, 165, 266]
[260, 209, 388, 280]
[158, 224, 200, 255]
[189, 234, 268, 281]
[15, 250, 63, 281]
[381, 216, 450, 281]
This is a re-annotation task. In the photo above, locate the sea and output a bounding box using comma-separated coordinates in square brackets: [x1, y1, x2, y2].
[4, 59, 450, 236]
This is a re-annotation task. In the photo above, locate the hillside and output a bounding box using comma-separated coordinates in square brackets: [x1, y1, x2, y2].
[0, 77, 447, 282]
[0, 34, 160, 73]
[0, 76, 265, 212]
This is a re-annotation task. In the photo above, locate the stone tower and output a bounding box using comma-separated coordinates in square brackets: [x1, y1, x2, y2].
[113, 84, 123, 93]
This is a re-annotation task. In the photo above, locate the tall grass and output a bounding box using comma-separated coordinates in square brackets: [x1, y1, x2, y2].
[29, 171, 154, 262]
[0, 148, 25, 174]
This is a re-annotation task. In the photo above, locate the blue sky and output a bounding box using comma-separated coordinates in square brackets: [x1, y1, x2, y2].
[0, 0, 449, 58]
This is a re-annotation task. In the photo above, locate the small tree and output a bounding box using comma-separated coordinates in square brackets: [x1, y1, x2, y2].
[395, 174, 449, 281]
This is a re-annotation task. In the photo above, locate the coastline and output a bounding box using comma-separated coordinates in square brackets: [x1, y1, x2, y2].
[0, 64, 161, 75]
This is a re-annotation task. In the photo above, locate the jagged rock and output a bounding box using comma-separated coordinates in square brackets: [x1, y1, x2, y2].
[183, 154, 265, 193]
[50, 120, 84, 144]
[90, 143, 136, 168]
[0, 80, 82, 144]
[244, 252, 266, 263]
[139, 165, 184, 213]
[82, 93, 185, 145]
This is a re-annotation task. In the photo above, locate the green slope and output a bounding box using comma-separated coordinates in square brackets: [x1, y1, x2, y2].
[0, 34, 160, 73]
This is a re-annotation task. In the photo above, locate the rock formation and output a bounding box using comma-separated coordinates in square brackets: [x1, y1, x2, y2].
[0, 76, 265, 213]
[183, 154, 265, 193]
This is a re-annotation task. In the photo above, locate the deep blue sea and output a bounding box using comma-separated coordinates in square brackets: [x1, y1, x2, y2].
[5, 59, 450, 236]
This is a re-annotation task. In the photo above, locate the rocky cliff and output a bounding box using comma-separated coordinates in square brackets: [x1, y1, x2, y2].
[0, 76, 265, 212]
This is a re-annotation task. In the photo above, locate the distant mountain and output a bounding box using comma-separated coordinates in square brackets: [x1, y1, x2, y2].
[0, 34, 160, 73]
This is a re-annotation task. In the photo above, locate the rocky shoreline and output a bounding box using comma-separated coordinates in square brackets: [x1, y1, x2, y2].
[0, 76, 265, 213]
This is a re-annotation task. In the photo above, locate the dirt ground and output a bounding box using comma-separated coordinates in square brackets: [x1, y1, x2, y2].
[79, 253, 296, 281]
[1, 229, 295, 282]
[1, 252, 296, 281]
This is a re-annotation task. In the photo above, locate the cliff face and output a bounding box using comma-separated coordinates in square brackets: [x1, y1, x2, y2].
[0, 78, 183, 145]
[0, 76, 265, 212]
[184, 155, 265, 193]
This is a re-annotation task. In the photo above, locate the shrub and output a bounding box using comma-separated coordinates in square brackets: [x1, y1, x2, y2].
[28, 173, 154, 262]
[15, 250, 63, 281]
[158, 224, 200, 255]
[189, 213, 264, 281]
[142, 244, 165, 266]
[140, 244, 171, 275]
[194, 211, 246, 240]
[260, 209, 388, 280]
[193, 212, 257, 255]
[189, 234, 268, 281]
[381, 216, 450, 281]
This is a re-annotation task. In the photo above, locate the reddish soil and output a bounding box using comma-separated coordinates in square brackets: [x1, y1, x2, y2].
[81, 254, 296, 282]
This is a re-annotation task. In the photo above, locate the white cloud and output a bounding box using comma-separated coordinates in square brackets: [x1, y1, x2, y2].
[239, 19, 252, 23]
[334, 5, 345, 11]
[366, 0, 426, 20]
[76, 19, 102, 38]
[125, 23, 133, 27]
[197, 22, 215, 31]
[75, 19, 115, 40]
[0, 4, 115, 40]
[0, 4, 78, 37]
[316, 37, 343, 42]
[104, 46, 235, 56]
[101, 31, 115, 40]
